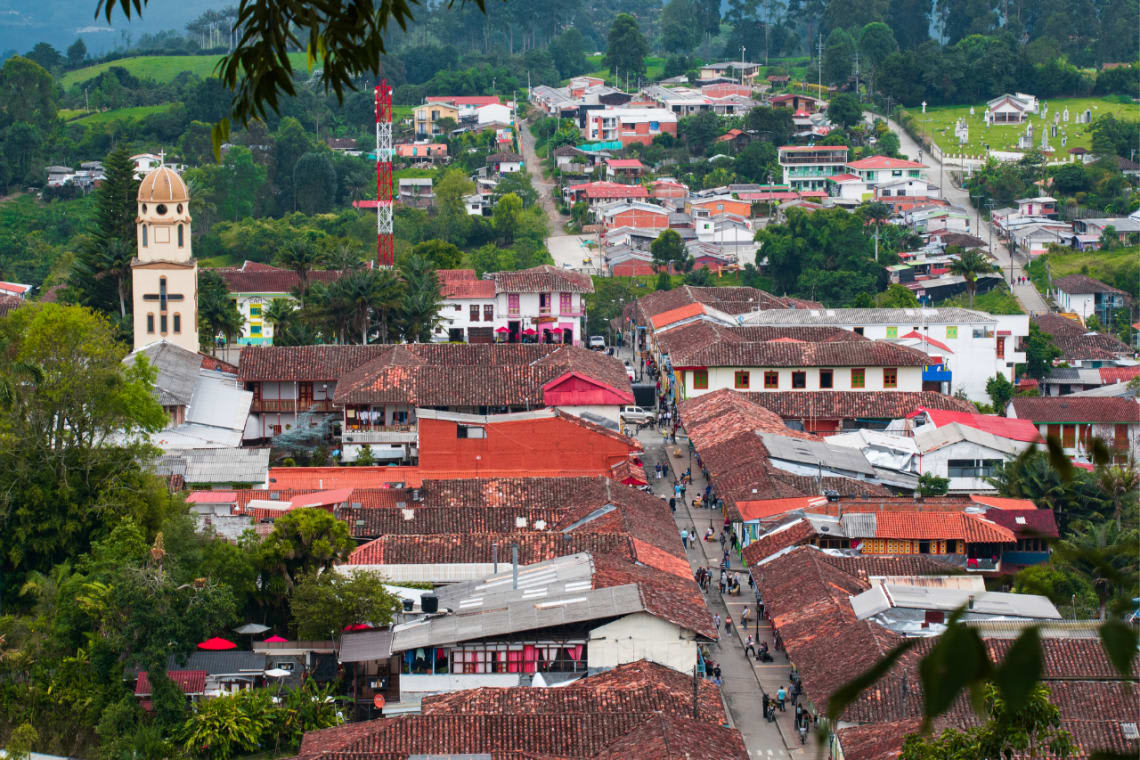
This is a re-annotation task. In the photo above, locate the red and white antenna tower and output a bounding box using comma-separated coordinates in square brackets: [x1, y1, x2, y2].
[353, 80, 394, 268]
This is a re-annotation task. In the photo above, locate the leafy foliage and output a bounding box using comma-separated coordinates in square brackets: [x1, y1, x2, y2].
[291, 570, 401, 640]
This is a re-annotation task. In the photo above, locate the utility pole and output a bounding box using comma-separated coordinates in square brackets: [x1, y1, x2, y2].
[692, 664, 699, 718]
[817, 33, 824, 99]
[854, 48, 860, 96]
[741, 46, 745, 87]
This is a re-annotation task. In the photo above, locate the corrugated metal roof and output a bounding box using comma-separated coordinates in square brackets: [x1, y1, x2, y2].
[433, 553, 596, 613]
[391, 583, 644, 651]
[128, 340, 202, 406]
[759, 432, 876, 476]
[159, 447, 270, 484]
[338, 630, 393, 663]
[840, 513, 877, 538]
[742, 308, 995, 326]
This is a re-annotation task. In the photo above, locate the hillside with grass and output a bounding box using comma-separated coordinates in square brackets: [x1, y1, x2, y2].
[1028, 245, 1140, 301]
[62, 52, 311, 88]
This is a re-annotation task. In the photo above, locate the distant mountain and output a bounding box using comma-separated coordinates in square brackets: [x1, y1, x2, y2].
[0, 0, 231, 58]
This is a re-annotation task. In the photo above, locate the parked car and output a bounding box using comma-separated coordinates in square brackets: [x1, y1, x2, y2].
[587, 335, 606, 350]
[620, 406, 656, 425]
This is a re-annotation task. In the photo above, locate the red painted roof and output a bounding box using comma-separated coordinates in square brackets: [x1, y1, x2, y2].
[910, 407, 1043, 443]
[650, 303, 707, 330]
[289, 488, 354, 508]
[0, 281, 30, 293]
[898, 331, 954, 354]
[543, 371, 635, 405]
[186, 491, 237, 504]
[607, 159, 645, 169]
[968, 494, 1038, 510]
[827, 173, 861, 182]
[737, 495, 829, 522]
[847, 156, 925, 170]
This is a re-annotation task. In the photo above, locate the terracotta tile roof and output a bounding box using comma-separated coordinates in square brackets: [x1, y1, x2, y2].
[239, 344, 390, 381]
[813, 553, 961, 580]
[1011, 396, 1140, 424]
[296, 713, 734, 759]
[593, 715, 748, 759]
[968, 494, 1038, 510]
[750, 390, 976, 420]
[1052, 274, 1127, 295]
[649, 302, 707, 330]
[736, 495, 831, 522]
[421, 660, 725, 725]
[491, 265, 594, 293]
[329, 344, 630, 407]
[591, 554, 716, 639]
[741, 519, 816, 565]
[347, 531, 634, 566]
[134, 670, 207, 696]
[671, 335, 929, 368]
[846, 156, 925, 170]
[345, 506, 563, 537]
[1099, 365, 1140, 384]
[216, 261, 345, 294]
[869, 512, 1016, 543]
[656, 322, 859, 356]
[679, 391, 890, 519]
[438, 269, 496, 299]
[1033, 313, 1131, 360]
[835, 719, 922, 760]
[568, 181, 650, 200]
[632, 285, 807, 324]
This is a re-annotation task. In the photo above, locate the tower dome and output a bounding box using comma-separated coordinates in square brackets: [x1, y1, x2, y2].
[138, 166, 189, 204]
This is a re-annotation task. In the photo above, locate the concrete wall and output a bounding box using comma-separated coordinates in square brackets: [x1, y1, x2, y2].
[588, 612, 697, 673]
[919, 440, 1020, 492]
[678, 365, 924, 398]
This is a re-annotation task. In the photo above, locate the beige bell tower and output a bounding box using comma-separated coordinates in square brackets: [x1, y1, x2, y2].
[131, 166, 198, 353]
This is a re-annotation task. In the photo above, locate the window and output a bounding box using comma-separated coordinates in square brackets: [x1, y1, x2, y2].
[946, 325, 958, 339]
[177, 224, 184, 247]
[172, 314, 181, 333]
[249, 304, 262, 317]
[470, 305, 480, 322]
[250, 324, 262, 336]
[508, 294, 520, 315]
[539, 293, 551, 314]
[457, 425, 486, 439]
[792, 371, 807, 388]
[160, 314, 167, 333]
[948, 459, 1001, 479]
[851, 368, 865, 388]
[560, 292, 572, 314]
[819, 369, 833, 389]
[885, 326, 898, 338]
[142, 225, 147, 247]
[853, 327, 864, 336]
[483, 304, 493, 321]
[146, 314, 155, 333]
[734, 371, 750, 389]
[693, 369, 708, 390]
[764, 371, 779, 389]
[883, 367, 898, 388]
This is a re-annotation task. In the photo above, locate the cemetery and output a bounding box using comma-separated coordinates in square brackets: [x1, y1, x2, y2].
[906, 96, 1139, 157]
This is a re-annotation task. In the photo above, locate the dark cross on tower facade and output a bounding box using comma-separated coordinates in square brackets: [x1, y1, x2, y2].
[142, 277, 185, 333]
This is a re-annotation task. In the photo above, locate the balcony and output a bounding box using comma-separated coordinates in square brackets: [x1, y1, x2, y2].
[343, 424, 417, 444]
[251, 399, 337, 413]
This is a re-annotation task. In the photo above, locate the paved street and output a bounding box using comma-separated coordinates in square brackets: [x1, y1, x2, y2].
[616, 342, 815, 759]
[880, 112, 1051, 315]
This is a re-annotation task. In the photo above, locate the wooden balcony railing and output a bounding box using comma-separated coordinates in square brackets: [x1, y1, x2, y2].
[251, 399, 337, 413]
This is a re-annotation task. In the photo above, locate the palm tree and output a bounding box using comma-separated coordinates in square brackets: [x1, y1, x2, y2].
[1053, 519, 1139, 620]
[276, 241, 326, 307]
[1096, 458, 1139, 530]
[327, 269, 405, 344]
[99, 238, 135, 318]
[263, 298, 298, 345]
[326, 243, 365, 272]
[397, 255, 444, 342]
[949, 249, 998, 308]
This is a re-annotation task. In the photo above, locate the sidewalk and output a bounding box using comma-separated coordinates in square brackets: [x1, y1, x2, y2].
[636, 424, 819, 758]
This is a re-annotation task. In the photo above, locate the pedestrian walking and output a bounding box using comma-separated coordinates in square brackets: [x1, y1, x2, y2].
[713, 613, 721, 630]
[669, 496, 676, 513]
[741, 606, 750, 627]
[674, 482, 682, 499]
[718, 576, 726, 594]
[776, 686, 787, 711]
[680, 529, 688, 549]
[718, 531, 726, 548]
[795, 704, 804, 729]
[680, 482, 687, 499]
[744, 634, 756, 657]
[713, 664, 722, 681]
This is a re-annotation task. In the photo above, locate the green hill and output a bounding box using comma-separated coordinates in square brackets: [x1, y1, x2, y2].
[62, 52, 311, 88]
[59, 104, 174, 125]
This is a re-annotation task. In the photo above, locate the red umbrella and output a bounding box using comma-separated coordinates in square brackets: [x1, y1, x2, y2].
[522, 328, 537, 335]
[262, 635, 288, 643]
[495, 327, 509, 333]
[343, 623, 372, 631]
[198, 636, 237, 651]
[549, 327, 563, 332]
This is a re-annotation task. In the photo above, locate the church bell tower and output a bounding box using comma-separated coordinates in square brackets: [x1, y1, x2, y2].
[131, 166, 198, 353]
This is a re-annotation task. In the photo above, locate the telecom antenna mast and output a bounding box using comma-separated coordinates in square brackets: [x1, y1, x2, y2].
[353, 80, 395, 267]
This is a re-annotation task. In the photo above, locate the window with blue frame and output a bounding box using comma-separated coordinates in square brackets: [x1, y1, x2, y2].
[649, 121, 659, 131]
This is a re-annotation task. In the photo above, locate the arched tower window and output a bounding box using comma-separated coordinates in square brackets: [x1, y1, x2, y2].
[177, 224, 184, 247]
